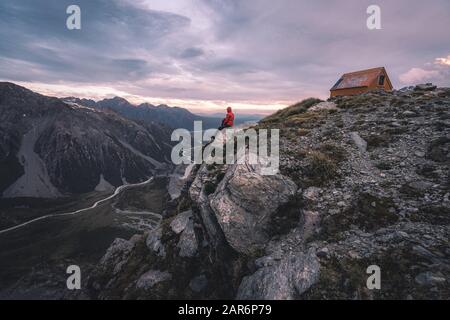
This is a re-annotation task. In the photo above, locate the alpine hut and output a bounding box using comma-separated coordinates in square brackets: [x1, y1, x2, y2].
[330, 67, 393, 98]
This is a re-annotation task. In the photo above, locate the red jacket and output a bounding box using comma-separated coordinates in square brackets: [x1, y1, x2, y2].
[223, 107, 234, 127]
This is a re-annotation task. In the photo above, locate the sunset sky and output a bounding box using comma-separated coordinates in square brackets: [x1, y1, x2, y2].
[0, 0, 449, 115]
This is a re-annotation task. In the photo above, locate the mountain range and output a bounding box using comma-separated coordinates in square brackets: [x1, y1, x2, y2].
[63, 97, 222, 131]
[0, 82, 173, 198]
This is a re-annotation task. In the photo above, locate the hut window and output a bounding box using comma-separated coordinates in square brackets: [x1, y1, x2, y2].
[332, 78, 343, 89]
[378, 75, 385, 85]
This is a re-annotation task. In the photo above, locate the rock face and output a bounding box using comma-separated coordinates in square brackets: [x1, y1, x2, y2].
[0, 82, 172, 197]
[209, 163, 297, 255]
[88, 86, 450, 300]
[170, 210, 193, 234]
[237, 249, 320, 300]
[177, 219, 198, 258]
[136, 270, 171, 290]
[414, 83, 437, 91]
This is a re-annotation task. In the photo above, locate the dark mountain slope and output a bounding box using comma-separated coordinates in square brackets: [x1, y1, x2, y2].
[0, 82, 173, 197]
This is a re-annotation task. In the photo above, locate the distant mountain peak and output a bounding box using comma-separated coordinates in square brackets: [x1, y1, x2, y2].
[101, 96, 131, 105]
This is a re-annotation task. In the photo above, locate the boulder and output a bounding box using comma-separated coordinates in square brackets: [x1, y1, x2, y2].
[209, 163, 297, 255]
[236, 249, 320, 299]
[146, 228, 166, 258]
[177, 219, 198, 257]
[170, 210, 193, 234]
[99, 237, 137, 275]
[350, 132, 367, 152]
[136, 270, 171, 290]
[414, 83, 437, 91]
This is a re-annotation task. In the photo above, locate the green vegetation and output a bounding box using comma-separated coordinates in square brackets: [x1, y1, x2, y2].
[304, 151, 338, 186]
[261, 98, 322, 124]
[302, 143, 347, 186]
[317, 143, 347, 163]
[297, 128, 310, 136]
[322, 192, 398, 236]
[285, 112, 324, 128]
[334, 94, 384, 110]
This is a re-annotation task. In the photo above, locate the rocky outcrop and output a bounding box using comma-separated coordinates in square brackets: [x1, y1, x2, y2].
[89, 84, 450, 300]
[237, 248, 319, 300]
[209, 163, 297, 255]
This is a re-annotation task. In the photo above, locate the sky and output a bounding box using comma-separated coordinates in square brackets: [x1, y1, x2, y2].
[0, 0, 449, 115]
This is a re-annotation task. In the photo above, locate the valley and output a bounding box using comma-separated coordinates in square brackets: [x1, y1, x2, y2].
[0, 176, 169, 299]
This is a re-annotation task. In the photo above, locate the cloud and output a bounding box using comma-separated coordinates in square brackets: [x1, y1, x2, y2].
[399, 68, 439, 84]
[179, 47, 205, 59]
[435, 55, 450, 66]
[0, 0, 189, 83]
[399, 54, 450, 85]
[0, 0, 450, 113]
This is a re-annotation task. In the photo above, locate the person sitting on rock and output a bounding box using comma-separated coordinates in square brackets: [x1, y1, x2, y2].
[218, 106, 234, 130]
[207, 107, 235, 145]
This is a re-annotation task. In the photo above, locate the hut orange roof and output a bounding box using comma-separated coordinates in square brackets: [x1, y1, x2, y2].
[330, 67, 393, 97]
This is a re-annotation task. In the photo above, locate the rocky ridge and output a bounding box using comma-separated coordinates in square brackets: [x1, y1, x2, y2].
[87, 85, 449, 300]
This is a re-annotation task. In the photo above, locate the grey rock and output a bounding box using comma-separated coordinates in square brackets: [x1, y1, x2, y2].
[403, 111, 416, 117]
[236, 249, 319, 300]
[136, 270, 171, 290]
[146, 228, 166, 258]
[414, 151, 425, 157]
[170, 210, 193, 234]
[209, 163, 297, 255]
[177, 220, 198, 257]
[99, 238, 135, 275]
[350, 132, 367, 152]
[303, 187, 322, 201]
[317, 247, 329, 258]
[300, 210, 321, 240]
[414, 83, 437, 91]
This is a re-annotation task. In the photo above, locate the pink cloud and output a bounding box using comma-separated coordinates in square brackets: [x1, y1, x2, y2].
[399, 67, 439, 84]
[435, 55, 450, 66]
